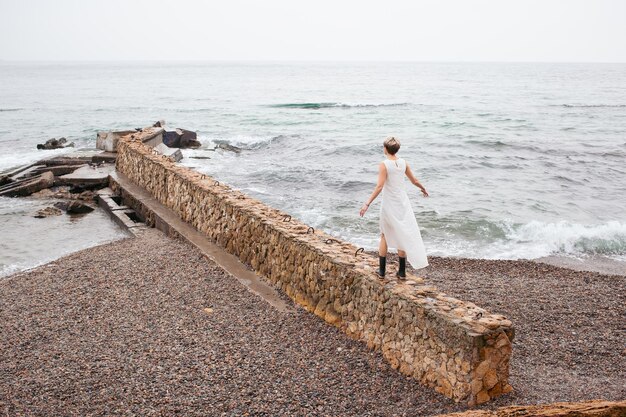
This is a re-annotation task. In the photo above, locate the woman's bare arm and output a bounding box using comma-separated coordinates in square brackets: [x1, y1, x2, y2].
[359, 162, 387, 217]
[405, 162, 429, 197]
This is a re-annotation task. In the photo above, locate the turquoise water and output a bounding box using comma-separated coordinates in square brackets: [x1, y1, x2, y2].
[1, 62, 625, 264]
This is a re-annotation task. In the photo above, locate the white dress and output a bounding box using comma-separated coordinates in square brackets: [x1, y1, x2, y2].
[379, 158, 429, 269]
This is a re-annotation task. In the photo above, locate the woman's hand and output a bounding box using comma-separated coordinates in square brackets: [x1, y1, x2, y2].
[359, 204, 369, 217]
[421, 189, 429, 197]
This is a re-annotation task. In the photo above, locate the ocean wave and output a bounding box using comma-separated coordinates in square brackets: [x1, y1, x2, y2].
[464, 139, 544, 152]
[267, 102, 410, 109]
[212, 134, 298, 150]
[503, 220, 626, 258]
[0, 108, 22, 112]
[465, 139, 508, 147]
[0, 148, 73, 173]
[555, 104, 626, 108]
[425, 218, 626, 260]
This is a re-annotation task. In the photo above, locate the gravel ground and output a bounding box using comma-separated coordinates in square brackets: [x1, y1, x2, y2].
[1, 230, 467, 417]
[408, 255, 626, 407]
[1, 232, 624, 416]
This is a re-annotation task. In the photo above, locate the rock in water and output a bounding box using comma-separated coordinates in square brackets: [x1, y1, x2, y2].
[67, 201, 95, 214]
[34, 206, 63, 218]
[162, 130, 180, 147]
[177, 129, 201, 148]
[216, 143, 242, 153]
[162, 128, 202, 148]
[37, 137, 75, 150]
[54, 200, 95, 214]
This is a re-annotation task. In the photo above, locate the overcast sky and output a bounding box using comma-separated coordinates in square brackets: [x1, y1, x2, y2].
[1, 0, 625, 62]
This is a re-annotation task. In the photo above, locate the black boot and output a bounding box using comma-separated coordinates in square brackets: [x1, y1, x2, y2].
[377, 256, 386, 277]
[397, 257, 406, 280]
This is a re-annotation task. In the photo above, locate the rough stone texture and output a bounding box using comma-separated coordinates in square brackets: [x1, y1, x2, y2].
[436, 400, 626, 416]
[114, 129, 515, 405]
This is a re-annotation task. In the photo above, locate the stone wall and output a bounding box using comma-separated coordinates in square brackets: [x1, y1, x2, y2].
[115, 129, 515, 406]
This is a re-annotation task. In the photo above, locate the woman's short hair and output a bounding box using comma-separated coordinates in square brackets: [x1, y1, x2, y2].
[384, 136, 401, 155]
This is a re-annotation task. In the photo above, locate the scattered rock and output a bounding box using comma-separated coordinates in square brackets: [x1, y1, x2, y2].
[215, 143, 242, 153]
[54, 200, 95, 214]
[77, 190, 96, 201]
[34, 206, 63, 218]
[36, 137, 75, 150]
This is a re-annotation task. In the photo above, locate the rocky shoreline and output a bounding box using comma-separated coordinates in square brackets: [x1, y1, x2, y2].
[1, 231, 624, 416]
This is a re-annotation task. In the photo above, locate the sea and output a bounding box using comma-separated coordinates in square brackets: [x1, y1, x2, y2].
[1, 61, 625, 276]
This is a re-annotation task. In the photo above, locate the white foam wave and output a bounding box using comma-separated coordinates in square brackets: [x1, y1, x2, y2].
[337, 219, 626, 261]
[501, 220, 626, 258]
[425, 219, 626, 261]
[0, 148, 73, 172]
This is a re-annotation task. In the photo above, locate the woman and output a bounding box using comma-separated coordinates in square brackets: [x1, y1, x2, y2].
[359, 136, 429, 279]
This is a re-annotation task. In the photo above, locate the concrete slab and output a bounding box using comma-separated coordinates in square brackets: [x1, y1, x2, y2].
[97, 190, 145, 235]
[96, 187, 115, 196]
[10, 165, 46, 181]
[1, 163, 35, 178]
[109, 171, 290, 312]
[96, 130, 135, 152]
[57, 164, 115, 186]
[154, 143, 183, 162]
[32, 164, 87, 177]
[38, 157, 91, 166]
[92, 152, 117, 164]
[0, 171, 54, 197]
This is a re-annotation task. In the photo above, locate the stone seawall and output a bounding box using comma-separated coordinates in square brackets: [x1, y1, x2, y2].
[115, 129, 515, 406]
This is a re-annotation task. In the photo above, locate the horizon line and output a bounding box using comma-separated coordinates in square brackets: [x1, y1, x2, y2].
[1, 59, 625, 65]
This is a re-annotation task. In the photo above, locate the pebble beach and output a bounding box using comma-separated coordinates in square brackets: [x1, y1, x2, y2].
[1, 230, 624, 416]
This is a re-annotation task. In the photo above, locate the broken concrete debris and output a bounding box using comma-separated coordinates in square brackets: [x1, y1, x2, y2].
[163, 128, 201, 149]
[0, 171, 54, 197]
[96, 131, 136, 153]
[154, 143, 183, 162]
[0, 154, 115, 198]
